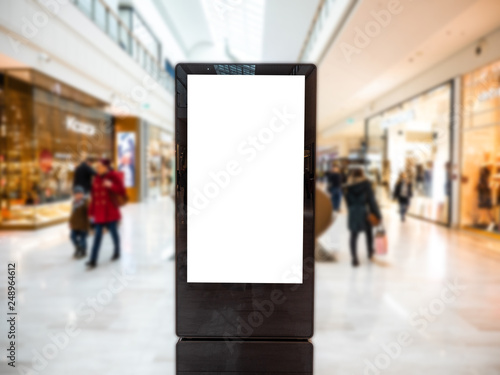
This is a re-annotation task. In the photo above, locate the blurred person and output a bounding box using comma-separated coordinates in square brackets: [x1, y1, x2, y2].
[341, 165, 349, 184]
[374, 168, 381, 185]
[86, 159, 126, 268]
[25, 191, 37, 205]
[476, 166, 496, 231]
[325, 164, 343, 213]
[445, 162, 452, 198]
[393, 172, 413, 222]
[423, 161, 433, 197]
[73, 155, 96, 194]
[416, 164, 424, 193]
[344, 168, 381, 267]
[69, 185, 90, 258]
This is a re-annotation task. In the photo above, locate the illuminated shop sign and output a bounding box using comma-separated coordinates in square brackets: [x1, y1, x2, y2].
[66, 116, 96, 136]
[478, 87, 500, 102]
[381, 109, 415, 129]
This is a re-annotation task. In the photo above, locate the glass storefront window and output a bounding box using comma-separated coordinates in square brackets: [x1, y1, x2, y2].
[146, 125, 173, 199]
[0, 69, 111, 229]
[366, 83, 452, 224]
[460, 61, 500, 234]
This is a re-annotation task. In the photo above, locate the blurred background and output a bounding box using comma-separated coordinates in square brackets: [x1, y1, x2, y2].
[1, 0, 500, 374]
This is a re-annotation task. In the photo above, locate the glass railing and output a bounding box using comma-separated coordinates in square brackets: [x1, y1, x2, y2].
[298, 0, 355, 63]
[299, 0, 328, 62]
[70, 0, 173, 93]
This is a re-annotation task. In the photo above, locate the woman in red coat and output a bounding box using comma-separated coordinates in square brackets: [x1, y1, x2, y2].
[86, 159, 127, 268]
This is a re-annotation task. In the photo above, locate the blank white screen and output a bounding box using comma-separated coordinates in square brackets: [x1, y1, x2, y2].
[187, 75, 305, 284]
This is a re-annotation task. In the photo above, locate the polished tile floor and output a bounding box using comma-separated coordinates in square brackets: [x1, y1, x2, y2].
[0, 199, 499, 374]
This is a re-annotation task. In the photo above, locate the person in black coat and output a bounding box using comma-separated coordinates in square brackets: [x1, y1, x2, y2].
[73, 156, 96, 194]
[393, 172, 413, 222]
[344, 168, 382, 267]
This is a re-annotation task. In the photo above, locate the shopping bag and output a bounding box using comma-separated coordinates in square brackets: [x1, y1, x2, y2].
[375, 227, 388, 255]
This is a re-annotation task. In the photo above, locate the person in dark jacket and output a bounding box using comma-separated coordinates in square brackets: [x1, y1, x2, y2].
[69, 185, 90, 258]
[344, 168, 382, 267]
[73, 156, 96, 194]
[325, 164, 343, 212]
[393, 172, 413, 222]
[86, 159, 127, 268]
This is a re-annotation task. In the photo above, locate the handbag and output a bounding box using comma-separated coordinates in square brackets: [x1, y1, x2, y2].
[110, 191, 129, 207]
[105, 175, 128, 207]
[365, 190, 380, 226]
[367, 213, 380, 226]
[375, 226, 388, 255]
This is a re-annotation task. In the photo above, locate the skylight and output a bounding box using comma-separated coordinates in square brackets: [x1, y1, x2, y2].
[201, 0, 266, 61]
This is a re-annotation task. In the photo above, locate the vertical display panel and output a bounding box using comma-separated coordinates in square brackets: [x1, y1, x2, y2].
[187, 75, 305, 284]
[116, 132, 136, 188]
[175, 64, 316, 339]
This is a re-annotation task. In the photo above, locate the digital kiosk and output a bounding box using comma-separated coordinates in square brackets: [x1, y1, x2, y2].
[175, 63, 316, 373]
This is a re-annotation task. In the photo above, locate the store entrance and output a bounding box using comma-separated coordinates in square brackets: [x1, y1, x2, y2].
[366, 83, 452, 225]
[460, 60, 500, 236]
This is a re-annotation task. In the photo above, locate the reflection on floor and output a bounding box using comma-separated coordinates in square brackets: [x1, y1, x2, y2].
[0, 199, 499, 375]
[317, 207, 500, 375]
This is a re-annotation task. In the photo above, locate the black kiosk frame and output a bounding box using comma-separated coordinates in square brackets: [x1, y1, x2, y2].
[175, 64, 316, 344]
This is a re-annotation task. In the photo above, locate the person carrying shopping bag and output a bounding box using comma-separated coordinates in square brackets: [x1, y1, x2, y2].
[344, 168, 382, 267]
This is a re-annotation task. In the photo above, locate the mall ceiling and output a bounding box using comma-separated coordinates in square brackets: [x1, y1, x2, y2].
[152, 0, 320, 61]
[151, 0, 500, 143]
[317, 0, 500, 139]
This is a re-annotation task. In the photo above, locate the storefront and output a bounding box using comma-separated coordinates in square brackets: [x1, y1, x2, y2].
[366, 83, 453, 224]
[460, 60, 500, 235]
[0, 69, 112, 229]
[114, 116, 142, 203]
[114, 117, 174, 203]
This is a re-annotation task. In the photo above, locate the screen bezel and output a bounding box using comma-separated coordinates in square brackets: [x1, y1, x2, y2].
[175, 63, 316, 339]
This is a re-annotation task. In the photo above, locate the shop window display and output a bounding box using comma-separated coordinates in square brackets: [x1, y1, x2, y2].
[0, 69, 111, 229]
[366, 84, 452, 224]
[117, 131, 137, 188]
[146, 125, 173, 199]
[461, 61, 500, 234]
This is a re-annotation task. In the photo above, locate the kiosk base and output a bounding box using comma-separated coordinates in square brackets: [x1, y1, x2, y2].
[176, 339, 313, 374]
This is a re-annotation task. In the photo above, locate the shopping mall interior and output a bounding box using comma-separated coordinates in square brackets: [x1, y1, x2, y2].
[1, 0, 500, 374]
